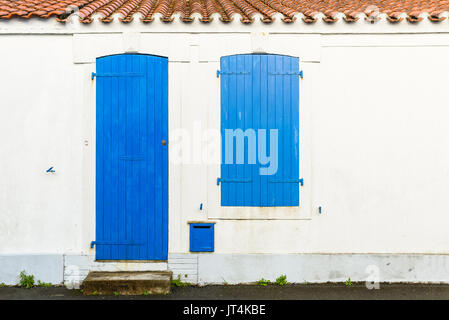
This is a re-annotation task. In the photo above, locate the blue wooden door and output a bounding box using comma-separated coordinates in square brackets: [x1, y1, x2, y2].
[220, 54, 300, 206]
[95, 54, 168, 260]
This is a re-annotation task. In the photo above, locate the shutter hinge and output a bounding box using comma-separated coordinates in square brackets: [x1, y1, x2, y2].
[91, 72, 96, 80]
[268, 178, 304, 186]
[268, 71, 303, 78]
[217, 71, 251, 78]
[218, 70, 300, 78]
[217, 178, 252, 185]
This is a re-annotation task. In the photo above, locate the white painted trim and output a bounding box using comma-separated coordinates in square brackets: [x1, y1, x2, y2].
[81, 62, 96, 256]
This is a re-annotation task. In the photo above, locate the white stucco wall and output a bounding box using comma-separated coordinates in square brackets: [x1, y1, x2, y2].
[1, 17, 449, 264]
[0, 34, 83, 254]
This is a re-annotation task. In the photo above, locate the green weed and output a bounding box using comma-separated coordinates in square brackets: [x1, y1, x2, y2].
[345, 278, 353, 287]
[256, 278, 271, 286]
[19, 271, 34, 289]
[37, 280, 52, 287]
[275, 275, 288, 286]
[171, 275, 190, 287]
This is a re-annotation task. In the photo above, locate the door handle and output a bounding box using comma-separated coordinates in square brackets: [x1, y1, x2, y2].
[162, 139, 167, 146]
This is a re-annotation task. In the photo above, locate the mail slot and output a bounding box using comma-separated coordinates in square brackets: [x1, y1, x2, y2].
[189, 223, 214, 252]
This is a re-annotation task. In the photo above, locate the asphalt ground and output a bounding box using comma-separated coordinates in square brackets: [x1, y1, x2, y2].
[1, 283, 449, 300]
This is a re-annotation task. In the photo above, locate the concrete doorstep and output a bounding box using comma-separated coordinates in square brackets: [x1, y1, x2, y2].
[81, 271, 173, 295]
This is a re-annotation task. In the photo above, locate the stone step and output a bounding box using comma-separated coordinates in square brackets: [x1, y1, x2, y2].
[82, 271, 172, 295]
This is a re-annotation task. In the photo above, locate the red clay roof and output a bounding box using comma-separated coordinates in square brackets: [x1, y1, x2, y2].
[0, 1, 89, 19]
[0, 0, 449, 23]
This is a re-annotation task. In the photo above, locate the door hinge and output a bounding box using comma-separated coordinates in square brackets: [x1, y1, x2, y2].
[268, 178, 304, 186]
[90, 241, 143, 248]
[91, 72, 144, 80]
[217, 178, 252, 185]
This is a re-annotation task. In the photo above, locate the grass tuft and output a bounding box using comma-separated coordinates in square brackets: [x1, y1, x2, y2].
[19, 271, 34, 289]
[172, 275, 190, 287]
[275, 275, 289, 286]
[257, 278, 271, 286]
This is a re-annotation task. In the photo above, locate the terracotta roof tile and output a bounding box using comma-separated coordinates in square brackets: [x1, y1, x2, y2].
[1, 0, 449, 24]
[0, 1, 90, 19]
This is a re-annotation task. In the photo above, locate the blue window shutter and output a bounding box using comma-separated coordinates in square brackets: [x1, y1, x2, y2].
[220, 54, 300, 207]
